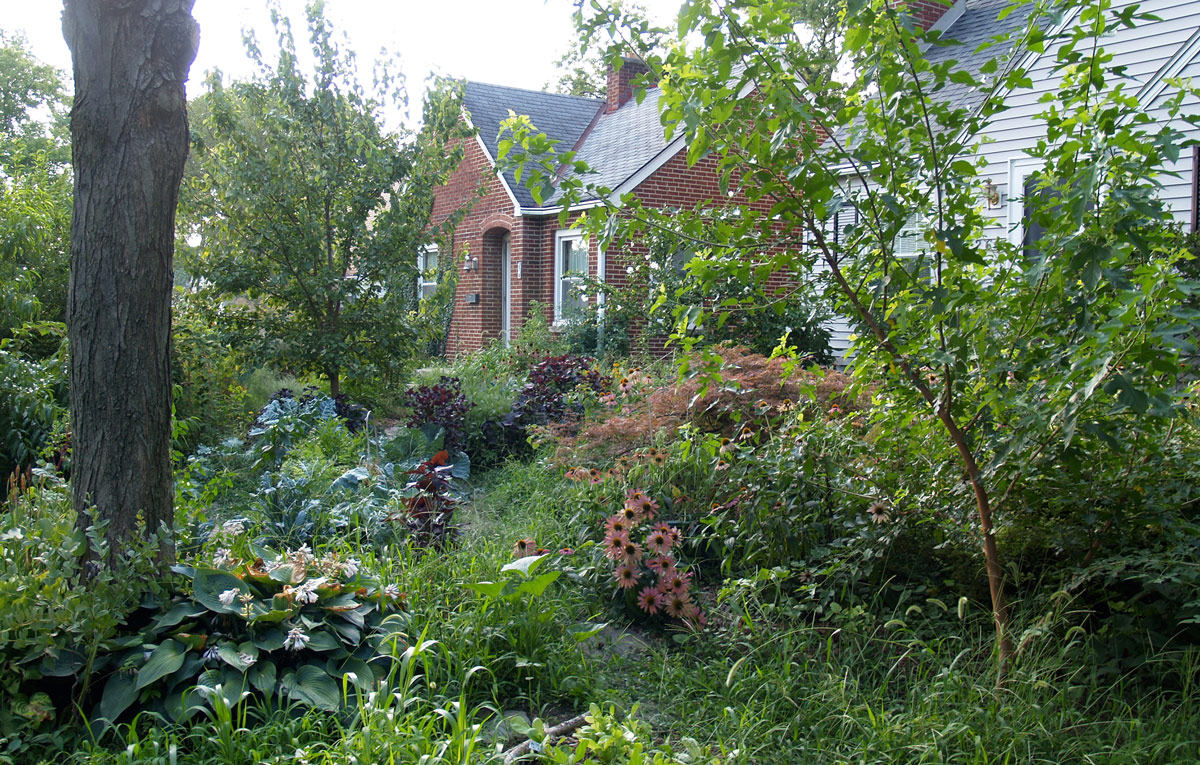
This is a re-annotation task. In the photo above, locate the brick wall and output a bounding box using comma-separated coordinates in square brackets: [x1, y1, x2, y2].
[606, 56, 651, 114]
[904, 0, 954, 30]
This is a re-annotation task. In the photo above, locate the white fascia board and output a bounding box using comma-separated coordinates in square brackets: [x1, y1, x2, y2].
[462, 108, 522, 216]
[926, 0, 966, 38]
[1135, 26, 1200, 107]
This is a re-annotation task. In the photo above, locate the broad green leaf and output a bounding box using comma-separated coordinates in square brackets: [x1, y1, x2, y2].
[193, 568, 249, 614]
[515, 570, 561, 597]
[99, 671, 138, 722]
[288, 664, 341, 711]
[136, 639, 187, 690]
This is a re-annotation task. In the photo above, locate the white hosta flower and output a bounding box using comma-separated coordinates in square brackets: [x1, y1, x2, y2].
[293, 578, 323, 605]
[213, 548, 236, 568]
[342, 558, 360, 578]
[202, 644, 220, 662]
[218, 588, 240, 607]
[283, 627, 310, 651]
[383, 584, 401, 600]
[221, 520, 245, 536]
[238, 652, 256, 667]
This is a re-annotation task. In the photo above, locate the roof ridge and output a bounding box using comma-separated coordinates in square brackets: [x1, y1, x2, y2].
[466, 80, 604, 106]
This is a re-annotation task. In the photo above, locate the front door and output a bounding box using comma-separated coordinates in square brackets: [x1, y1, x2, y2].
[501, 233, 511, 346]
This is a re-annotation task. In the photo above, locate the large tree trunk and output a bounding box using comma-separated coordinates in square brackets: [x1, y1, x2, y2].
[63, 0, 198, 567]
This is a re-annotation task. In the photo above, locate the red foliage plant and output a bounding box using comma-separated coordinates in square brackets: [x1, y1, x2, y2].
[554, 346, 865, 464]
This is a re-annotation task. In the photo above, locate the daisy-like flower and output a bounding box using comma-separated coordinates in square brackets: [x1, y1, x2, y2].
[603, 531, 630, 560]
[637, 586, 663, 614]
[661, 571, 691, 598]
[646, 554, 676, 575]
[664, 592, 690, 619]
[682, 603, 707, 627]
[637, 495, 659, 520]
[618, 502, 642, 524]
[645, 527, 673, 555]
[652, 452, 667, 466]
[565, 467, 589, 482]
[513, 538, 537, 558]
[283, 627, 310, 652]
[619, 538, 643, 565]
[613, 564, 639, 590]
[868, 502, 890, 524]
[603, 516, 631, 536]
[218, 588, 240, 607]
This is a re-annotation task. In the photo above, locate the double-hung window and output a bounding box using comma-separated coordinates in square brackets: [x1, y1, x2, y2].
[418, 245, 438, 300]
[554, 230, 588, 323]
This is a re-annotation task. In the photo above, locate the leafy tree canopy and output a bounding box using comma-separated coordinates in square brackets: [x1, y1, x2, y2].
[180, 1, 468, 396]
[0, 30, 69, 172]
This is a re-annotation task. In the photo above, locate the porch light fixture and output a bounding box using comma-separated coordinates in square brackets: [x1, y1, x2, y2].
[462, 254, 479, 272]
[984, 179, 1001, 209]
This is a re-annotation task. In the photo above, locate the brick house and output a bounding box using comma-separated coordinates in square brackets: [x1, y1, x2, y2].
[430, 0, 1200, 360]
[428, 56, 774, 358]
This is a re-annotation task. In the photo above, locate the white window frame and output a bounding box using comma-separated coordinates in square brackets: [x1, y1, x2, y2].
[417, 244, 438, 300]
[1008, 158, 1043, 246]
[553, 229, 588, 324]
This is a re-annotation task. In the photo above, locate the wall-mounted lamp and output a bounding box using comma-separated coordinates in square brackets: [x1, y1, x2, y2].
[984, 179, 1001, 209]
[462, 254, 479, 273]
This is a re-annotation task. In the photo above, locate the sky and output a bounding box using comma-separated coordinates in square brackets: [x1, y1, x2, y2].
[3, 0, 682, 125]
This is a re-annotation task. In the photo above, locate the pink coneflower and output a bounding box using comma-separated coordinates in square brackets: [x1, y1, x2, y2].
[637, 495, 659, 520]
[646, 554, 676, 575]
[626, 489, 650, 505]
[604, 515, 631, 536]
[618, 502, 643, 524]
[645, 527, 672, 555]
[867, 502, 890, 524]
[661, 571, 691, 598]
[603, 531, 630, 560]
[664, 592, 690, 619]
[614, 564, 639, 590]
[637, 586, 663, 614]
[619, 538, 644, 565]
[513, 538, 536, 558]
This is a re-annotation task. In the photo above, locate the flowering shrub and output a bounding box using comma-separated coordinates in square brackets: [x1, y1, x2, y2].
[600, 487, 705, 627]
[400, 376, 472, 452]
[97, 541, 408, 724]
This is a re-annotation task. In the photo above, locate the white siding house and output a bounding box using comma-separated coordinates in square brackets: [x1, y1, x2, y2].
[824, 0, 1200, 365]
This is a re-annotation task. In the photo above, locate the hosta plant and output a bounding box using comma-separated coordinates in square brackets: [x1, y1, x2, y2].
[95, 543, 410, 725]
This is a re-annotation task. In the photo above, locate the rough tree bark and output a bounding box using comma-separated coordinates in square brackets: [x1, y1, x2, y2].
[63, 0, 198, 567]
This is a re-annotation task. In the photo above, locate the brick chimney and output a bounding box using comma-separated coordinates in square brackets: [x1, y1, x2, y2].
[904, 0, 959, 31]
[606, 56, 651, 113]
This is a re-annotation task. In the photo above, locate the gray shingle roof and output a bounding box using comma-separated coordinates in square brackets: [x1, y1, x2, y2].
[924, 0, 1036, 114]
[463, 82, 603, 208]
[550, 88, 676, 203]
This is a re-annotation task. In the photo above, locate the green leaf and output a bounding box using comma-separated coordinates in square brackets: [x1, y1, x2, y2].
[136, 639, 188, 690]
[303, 630, 344, 652]
[249, 661, 277, 695]
[515, 570, 561, 597]
[567, 622, 607, 643]
[193, 568, 249, 614]
[217, 641, 259, 672]
[287, 664, 341, 711]
[99, 671, 138, 722]
[153, 601, 207, 630]
[253, 628, 285, 651]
